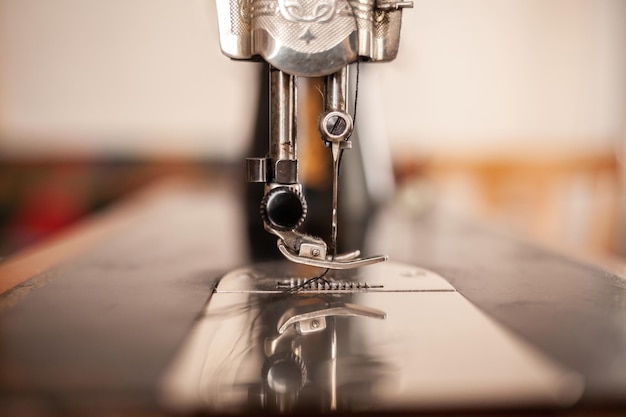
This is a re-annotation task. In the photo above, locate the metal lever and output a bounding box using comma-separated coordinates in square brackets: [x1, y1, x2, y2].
[277, 242, 387, 270]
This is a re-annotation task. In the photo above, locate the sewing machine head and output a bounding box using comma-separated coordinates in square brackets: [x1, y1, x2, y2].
[215, 0, 413, 76]
[215, 0, 412, 269]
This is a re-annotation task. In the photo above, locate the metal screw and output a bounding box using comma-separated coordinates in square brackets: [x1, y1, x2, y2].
[311, 319, 320, 329]
[311, 248, 321, 257]
[326, 114, 348, 136]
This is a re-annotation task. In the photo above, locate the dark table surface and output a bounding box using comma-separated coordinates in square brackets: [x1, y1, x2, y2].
[1, 178, 626, 415]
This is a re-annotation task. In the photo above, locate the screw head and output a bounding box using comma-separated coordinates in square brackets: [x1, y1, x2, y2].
[321, 111, 352, 141]
[325, 115, 348, 136]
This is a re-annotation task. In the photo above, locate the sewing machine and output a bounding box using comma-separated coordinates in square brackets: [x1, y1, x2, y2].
[215, 0, 412, 269]
[2, 2, 626, 416]
[160, 1, 597, 413]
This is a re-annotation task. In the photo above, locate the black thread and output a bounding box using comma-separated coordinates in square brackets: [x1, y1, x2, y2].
[286, 268, 331, 293]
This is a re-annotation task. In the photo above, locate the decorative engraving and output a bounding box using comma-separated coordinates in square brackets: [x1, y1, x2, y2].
[239, 0, 252, 23]
[349, 0, 374, 31]
[216, 0, 410, 74]
[230, 0, 250, 36]
[373, 9, 390, 37]
[299, 28, 317, 44]
[251, 0, 277, 16]
[279, 0, 337, 23]
[251, 0, 357, 55]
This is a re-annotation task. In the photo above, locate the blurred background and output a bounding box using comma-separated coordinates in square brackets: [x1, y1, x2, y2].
[0, 0, 625, 259]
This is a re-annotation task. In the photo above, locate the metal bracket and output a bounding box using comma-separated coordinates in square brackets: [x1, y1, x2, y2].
[277, 241, 388, 270]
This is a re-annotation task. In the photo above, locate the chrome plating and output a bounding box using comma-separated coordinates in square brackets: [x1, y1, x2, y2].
[215, 0, 413, 77]
[216, 0, 412, 268]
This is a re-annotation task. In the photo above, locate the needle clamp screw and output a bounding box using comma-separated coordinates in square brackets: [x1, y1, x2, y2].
[320, 110, 353, 142]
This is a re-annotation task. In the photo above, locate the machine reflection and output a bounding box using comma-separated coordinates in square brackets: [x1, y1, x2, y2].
[163, 261, 582, 414]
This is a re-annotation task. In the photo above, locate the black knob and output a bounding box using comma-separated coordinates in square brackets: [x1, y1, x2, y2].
[261, 187, 307, 231]
[262, 353, 307, 395]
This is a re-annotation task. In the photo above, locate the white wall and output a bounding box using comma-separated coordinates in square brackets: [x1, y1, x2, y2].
[0, 0, 625, 159]
[0, 0, 258, 158]
[384, 0, 626, 159]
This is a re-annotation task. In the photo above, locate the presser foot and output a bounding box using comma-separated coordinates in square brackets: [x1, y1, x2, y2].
[277, 241, 388, 270]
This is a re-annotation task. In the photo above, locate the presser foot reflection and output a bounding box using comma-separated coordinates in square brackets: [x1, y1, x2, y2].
[256, 298, 387, 413]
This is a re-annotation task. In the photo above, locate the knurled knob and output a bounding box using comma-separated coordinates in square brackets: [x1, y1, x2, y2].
[260, 187, 307, 231]
[262, 352, 307, 395]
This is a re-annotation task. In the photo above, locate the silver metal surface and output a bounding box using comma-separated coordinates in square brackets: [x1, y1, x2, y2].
[212, 260, 456, 293]
[257, 67, 383, 269]
[269, 69, 297, 164]
[278, 242, 387, 269]
[320, 69, 353, 256]
[246, 157, 267, 182]
[221, 0, 412, 268]
[162, 261, 584, 413]
[277, 302, 386, 334]
[215, 0, 413, 76]
[270, 69, 298, 184]
[324, 67, 348, 113]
